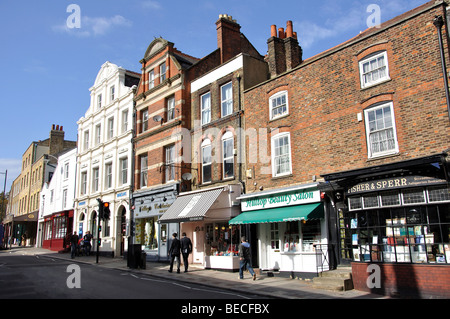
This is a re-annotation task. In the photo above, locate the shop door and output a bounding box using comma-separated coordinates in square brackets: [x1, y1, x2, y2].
[267, 223, 281, 270]
[338, 208, 352, 264]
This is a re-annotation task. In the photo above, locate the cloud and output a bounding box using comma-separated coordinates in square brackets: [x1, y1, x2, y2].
[140, 1, 162, 10]
[52, 14, 132, 37]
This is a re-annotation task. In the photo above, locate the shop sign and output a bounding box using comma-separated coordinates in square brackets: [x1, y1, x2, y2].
[346, 175, 447, 195]
[135, 197, 175, 218]
[241, 189, 320, 212]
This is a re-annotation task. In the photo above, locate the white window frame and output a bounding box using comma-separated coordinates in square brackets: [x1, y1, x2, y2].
[159, 62, 166, 82]
[167, 96, 175, 121]
[83, 130, 89, 151]
[119, 157, 128, 185]
[80, 172, 87, 195]
[149, 70, 155, 89]
[92, 167, 99, 193]
[63, 162, 69, 180]
[107, 117, 114, 140]
[97, 94, 102, 109]
[271, 132, 292, 177]
[359, 51, 390, 89]
[121, 109, 128, 133]
[140, 155, 148, 188]
[201, 92, 211, 125]
[364, 101, 399, 159]
[222, 131, 234, 179]
[165, 145, 175, 183]
[202, 139, 212, 184]
[62, 188, 68, 209]
[95, 124, 101, 146]
[110, 85, 115, 102]
[105, 162, 113, 189]
[269, 91, 289, 120]
[221, 82, 233, 117]
[142, 110, 149, 132]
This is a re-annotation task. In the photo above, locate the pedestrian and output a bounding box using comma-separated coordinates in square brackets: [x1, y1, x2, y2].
[180, 232, 193, 272]
[239, 236, 256, 280]
[70, 232, 78, 259]
[83, 231, 93, 256]
[168, 232, 181, 273]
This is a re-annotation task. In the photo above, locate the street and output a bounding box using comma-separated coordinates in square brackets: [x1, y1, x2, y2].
[0, 251, 264, 300]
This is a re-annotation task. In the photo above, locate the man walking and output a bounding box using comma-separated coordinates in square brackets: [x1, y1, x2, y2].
[180, 232, 193, 272]
[239, 236, 256, 280]
[70, 232, 78, 259]
[168, 233, 181, 273]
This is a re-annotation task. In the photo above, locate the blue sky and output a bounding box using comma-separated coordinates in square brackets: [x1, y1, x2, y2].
[0, 0, 428, 192]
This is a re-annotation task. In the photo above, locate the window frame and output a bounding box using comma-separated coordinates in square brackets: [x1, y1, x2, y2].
[140, 155, 148, 188]
[107, 117, 114, 140]
[105, 162, 113, 189]
[142, 110, 149, 132]
[364, 101, 399, 159]
[269, 91, 289, 120]
[201, 92, 211, 126]
[271, 132, 293, 177]
[167, 96, 175, 121]
[119, 157, 128, 185]
[201, 139, 212, 184]
[165, 145, 175, 183]
[159, 62, 166, 83]
[359, 51, 390, 89]
[222, 131, 234, 179]
[221, 82, 233, 118]
[149, 70, 155, 89]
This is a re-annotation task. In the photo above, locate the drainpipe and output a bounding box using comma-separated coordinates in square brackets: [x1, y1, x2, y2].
[433, 15, 450, 121]
[237, 74, 245, 194]
[129, 85, 137, 247]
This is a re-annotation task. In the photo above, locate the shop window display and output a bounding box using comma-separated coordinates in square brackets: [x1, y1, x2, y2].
[347, 185, 450, 264]
[205, 223, 240, 256]
[135, 217, 158, 251]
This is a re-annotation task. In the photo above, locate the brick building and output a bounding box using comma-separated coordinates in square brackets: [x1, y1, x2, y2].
[158, 14, 267, 270]
[132, 38, 199, 261]
[241, 1, 450, 297]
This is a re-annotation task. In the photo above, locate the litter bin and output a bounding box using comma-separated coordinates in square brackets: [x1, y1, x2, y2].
[127, 244, 142, 269]
[140, 251, 147, 269]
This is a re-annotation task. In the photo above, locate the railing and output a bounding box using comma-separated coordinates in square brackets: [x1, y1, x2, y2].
[313, 244, 337, 276]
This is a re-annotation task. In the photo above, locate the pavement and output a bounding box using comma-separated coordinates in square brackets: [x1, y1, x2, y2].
[2, 245, 390, 299]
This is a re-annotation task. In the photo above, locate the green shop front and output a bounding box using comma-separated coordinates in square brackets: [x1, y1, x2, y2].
[230, 183, 330, 278]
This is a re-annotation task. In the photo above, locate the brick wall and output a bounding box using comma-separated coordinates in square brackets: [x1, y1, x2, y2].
[352, 262, 450, 298]
[244, 2, 450, 193]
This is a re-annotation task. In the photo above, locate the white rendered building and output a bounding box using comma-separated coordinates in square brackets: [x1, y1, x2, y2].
[74, 61, 140, 257]
[37, 147, 77, 251]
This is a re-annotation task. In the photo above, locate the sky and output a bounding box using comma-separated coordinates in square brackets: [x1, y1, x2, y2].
[0, 0, 429, 192]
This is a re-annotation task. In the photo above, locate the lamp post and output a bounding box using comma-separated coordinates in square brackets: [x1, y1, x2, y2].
[0, 170, 7, 249]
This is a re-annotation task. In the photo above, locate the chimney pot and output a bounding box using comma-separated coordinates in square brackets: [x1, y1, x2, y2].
[278, 27, 285, 39]
[293, 31, 298, 40]
[286, 21, 293, 38]
[60, 126, 63, 131]
[271, 25, 277, 37]
[52, 124, 55, 130]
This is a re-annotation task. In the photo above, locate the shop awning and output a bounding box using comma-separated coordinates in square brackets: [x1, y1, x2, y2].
[158, 187, 224, 223]
[229, 202, 324, 225]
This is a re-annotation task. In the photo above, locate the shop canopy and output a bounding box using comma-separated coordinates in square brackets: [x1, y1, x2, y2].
[229, 202, 324, 225]
[158, 187, 224, 223]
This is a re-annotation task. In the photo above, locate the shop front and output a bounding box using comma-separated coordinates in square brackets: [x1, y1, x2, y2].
[230, 183, 329, 278]
[132, 183, 179, 261]
[41, 210, 73, 252]
[158, 184, 241, 270]
[321, 153, 450, 298]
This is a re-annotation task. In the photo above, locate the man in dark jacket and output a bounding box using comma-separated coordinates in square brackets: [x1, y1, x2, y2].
[180, 232, 193, 272]
[239, 236, 256, 280]
[70, 232, 79, 259]
[168, 233, 181, 273]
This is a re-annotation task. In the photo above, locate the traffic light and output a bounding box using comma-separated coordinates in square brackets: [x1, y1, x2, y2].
[103, 202, 111, 220]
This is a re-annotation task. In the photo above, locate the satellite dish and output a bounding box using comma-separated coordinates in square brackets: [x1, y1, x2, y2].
[182, 173, 192, 181]
[153, 115, 163, 122]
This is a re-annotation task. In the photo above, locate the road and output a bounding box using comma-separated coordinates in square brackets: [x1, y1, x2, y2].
[0, 252, 265, 300]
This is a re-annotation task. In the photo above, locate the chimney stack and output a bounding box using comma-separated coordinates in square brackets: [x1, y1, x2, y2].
[216, 14, 242, 64]
[49, 124, 65, 155]
[266, 20, 302, 78]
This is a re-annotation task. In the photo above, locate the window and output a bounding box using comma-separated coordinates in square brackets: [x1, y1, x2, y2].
[107, 117, 114, 140]
[364, 102, 398, 158]
[63, 162, 69, 180]
[105, 163, 112, 189]
[62, 188, 68, 209]
[83, 131, 89, 151]
[271, 133, 292, 177]
[159, 62, 166, 82]
[201, 92, 211, 125]
[359, 51, 390, 88]
[167, 96, 175, 121]
[121, 109, 128, 133]
[149, 70, 155, 89]
[165, 145, 175, 182]
[119, 158, 128, 185]
[97, 94, 102, 109]
[270, 91, 288, 120]
[81, 172, 87, 195]
[142, 110, 149, 132]
[202, 139, 212, 183]
[221, 82, 233, 117]
[95, 124, 101, 146]
[92, 168, 99, 192]
[222, 131, 234, 179]
[110, 85, 115, 101]
[140, 155, 148, 188]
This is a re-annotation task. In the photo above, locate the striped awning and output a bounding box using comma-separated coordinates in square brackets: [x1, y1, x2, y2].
[158, 187, 224, 223]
